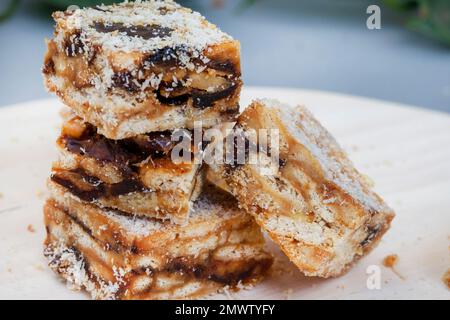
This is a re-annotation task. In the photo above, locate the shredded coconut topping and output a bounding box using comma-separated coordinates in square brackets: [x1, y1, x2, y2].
[56, 0, 232, 60]
[44, 243, 121, 300]
[100, 191, 239, 236]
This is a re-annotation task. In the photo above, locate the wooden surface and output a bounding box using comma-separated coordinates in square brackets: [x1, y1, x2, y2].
[0, 87, 449, 299]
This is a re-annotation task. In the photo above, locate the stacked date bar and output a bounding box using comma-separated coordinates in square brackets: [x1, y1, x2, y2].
[50, 114, 202, 224]
[44, 182, 272, 300]
[42, 1, 271, 300]
[43, 0, 242, 140]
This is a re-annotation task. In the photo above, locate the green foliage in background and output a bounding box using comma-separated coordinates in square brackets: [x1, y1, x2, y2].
[384, 0, 450, 46]
[0, 0, 19, 22]
[1, 0, 449, 47]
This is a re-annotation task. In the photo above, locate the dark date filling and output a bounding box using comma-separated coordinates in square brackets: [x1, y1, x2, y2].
[62, 124, 176, 173]
[92, 6, 111, 13]
[108, 64, 239, 108]
[155, 83, 239, 109]
[156, 91, 189, 106]
[48, 236, 271, 298]
[42, 59, 55, 75]
[93, 22, 173, 40]
[360, 224, 382, 247]
[111, 72, 141, 92]
[110, 48, 240, 109]
[51, 168, 148, 201]
[146, 46, 238, 75]
[162, 256, 272, 285]
[207, 60, 237, 74]
[48, 207, 271, 292]
[62, 34, 238, 76]
[56, 30, 240, 109]
[56, 125, 198, 200]
[191, 84, 238, 109]
[145, 46, 188, 67]
[64, 33, 86, 57]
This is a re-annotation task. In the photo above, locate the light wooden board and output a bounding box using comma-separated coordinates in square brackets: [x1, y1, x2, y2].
[0, 87, 449, 300]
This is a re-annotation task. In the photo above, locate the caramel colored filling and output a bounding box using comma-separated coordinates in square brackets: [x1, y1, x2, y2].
[51, 167, 148, 201]
[44, 37, 241, 109]
[44, 200, 272, 299]
[59, 119, 182, 171]
[228, 103, 385, 240]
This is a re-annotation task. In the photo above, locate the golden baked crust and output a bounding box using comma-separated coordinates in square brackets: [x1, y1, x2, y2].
[43, 186, 273, 300]
[210, 99, 395, 277]
[42, 1, 241, 139]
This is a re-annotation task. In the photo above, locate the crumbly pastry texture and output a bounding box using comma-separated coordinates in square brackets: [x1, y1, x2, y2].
[44, 185, 273, 300]
[50, 114, 201, 224]
[52, 0, 232, 55]
[43, 0, 241, 139]
[41, 0, 395, 298]
[209, 99, 395, 277]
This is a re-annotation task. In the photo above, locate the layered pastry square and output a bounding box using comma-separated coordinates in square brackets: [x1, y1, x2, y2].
[44, 184, 273, 300]
[50, 114, 201, 224]
[43, 0, 241, 139]
[209, 99, 395, 277]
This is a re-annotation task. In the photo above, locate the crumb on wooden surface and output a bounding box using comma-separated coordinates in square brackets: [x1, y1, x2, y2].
[443, 269, 450, 289]
[27, 224, 36, 233]
[383, 254, 398, 268]
[382, 254, 405, 280]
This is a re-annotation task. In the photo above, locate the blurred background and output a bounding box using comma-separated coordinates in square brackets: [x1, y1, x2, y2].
[0, 0, 449, 112]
